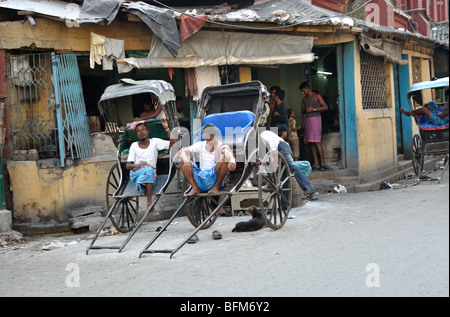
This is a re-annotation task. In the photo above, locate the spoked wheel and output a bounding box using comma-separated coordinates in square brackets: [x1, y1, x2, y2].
[106, 162, 121, 210]
[185, 195, 221, 229]
[183, 180, 219, 229]
[110, 198, 139, 233]
[258, 150, 292, 230]
[105, 162, 139, 233]
[412, 134, 423, 178]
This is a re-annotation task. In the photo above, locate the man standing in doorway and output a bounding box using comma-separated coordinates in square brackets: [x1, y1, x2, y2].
[299, 82, 328, 171]
[271, 89, 289, 138]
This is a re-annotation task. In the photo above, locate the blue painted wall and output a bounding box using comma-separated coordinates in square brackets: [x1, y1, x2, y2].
[398, 54, 413, 159]
[342, 41, 359, 172]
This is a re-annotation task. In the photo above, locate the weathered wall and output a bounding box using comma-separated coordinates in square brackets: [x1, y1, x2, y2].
[7, 154, 116, 233]
[356, 60, 398, 179]
[0, 18, 152, 51]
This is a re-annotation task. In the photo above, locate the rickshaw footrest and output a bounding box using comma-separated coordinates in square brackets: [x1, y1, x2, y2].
[89, 246, 120, 250]
[141, 249, 174, 253]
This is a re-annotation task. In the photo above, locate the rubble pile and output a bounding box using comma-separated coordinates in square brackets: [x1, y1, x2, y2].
[68, 205, 109, 232]
[0, 230, 24, 248]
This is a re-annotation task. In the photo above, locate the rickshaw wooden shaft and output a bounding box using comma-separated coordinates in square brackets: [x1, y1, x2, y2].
[139, 193, 232, 259]
[139, 163, 255, 258]
[120, 196, 189, 253]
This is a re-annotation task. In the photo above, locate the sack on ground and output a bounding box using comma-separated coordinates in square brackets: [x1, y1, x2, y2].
[294, 161, 312, 178]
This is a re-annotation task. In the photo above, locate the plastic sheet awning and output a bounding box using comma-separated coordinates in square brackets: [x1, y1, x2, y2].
[120, 31, 315, 70]
[407, 77, 449, 99]
[359, 34, 408, 65]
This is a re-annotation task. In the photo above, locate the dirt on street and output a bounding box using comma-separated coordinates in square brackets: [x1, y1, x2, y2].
[1, 170, 448, 297]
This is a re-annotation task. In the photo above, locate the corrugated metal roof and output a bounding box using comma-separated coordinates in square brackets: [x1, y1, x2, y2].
[0, 0, 441, 44]
[207, 0, 353, 26]
[200, 0, 440, 43]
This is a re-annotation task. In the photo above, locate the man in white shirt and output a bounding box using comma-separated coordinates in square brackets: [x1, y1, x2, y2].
[260, 124, 315, 199]
[127, 119, 175, 214]
[178, 123, 236, 197]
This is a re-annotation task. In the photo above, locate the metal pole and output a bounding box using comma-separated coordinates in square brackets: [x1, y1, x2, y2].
[50, 52, 66, 167]
[0, 95, 6, 209]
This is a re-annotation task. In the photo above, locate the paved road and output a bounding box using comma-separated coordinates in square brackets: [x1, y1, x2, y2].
[1, 170, 448, 298]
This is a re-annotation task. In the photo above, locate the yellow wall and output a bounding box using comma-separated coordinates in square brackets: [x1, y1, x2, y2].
[239, 67, 252, 82]
[7, 155, 116, 226]
[353, 44, 397, 179]
[403, 52, 434, 137]
[0, 18, 152, 51]
[354, 45, 433, 179]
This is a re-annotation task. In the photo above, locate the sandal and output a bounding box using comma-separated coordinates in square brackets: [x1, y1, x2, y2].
[212, 230, 222, 240]
[156, 226, 166, 232]
[320, 165, 326, 171]
[187, 234, 199, 244]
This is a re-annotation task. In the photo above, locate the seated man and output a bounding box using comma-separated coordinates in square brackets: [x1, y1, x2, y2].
[126, 119, 175, 214]
[178, 123, 237, 197]
[400, 88, 449, 126]
[260, 124, 315, 199]
[134, 93, 166, 121]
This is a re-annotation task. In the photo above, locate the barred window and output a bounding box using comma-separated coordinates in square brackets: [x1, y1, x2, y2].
[360, 50, 388, 109]
[219, 65, 239, 84]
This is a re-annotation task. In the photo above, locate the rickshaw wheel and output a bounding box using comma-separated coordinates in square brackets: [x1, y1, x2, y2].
[183, 180, 219, 229]
[412, 134, 423, 177]
[110, 197, 139, 233]
[258, 151, 292, 230]
[105, 162, 139, 233]
[106, 162, 121, 211]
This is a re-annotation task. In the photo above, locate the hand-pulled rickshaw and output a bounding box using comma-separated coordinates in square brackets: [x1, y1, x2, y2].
[406, 77, 449, 183]
[86, 78, 184, 254]
[87, 80, 294, 258]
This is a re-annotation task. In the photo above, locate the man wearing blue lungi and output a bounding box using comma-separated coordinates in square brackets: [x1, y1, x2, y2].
[178, 123, 236, 197]
[127, 119, 175, 215]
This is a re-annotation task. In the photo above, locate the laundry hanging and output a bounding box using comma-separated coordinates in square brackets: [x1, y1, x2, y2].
[126, 2, 181, 58]
[77, 0, 124, 25]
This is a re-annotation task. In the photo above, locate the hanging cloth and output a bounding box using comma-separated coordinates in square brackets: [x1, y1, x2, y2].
[179, 15, 208, 42]
[90, 32, 106, 69]
[127, 2, 181, 58]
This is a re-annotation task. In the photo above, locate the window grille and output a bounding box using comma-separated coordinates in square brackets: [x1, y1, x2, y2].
[6, 52, 92, 164]
[360, 50, 388, 109]
[7, 53, 58, 157]
[219, 65, 239, 84]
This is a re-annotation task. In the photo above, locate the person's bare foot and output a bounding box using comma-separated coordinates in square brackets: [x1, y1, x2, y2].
[147, 202, 159, 216]
[186, 187, 199, 197]
[149, 208, 159, 216]
[208, 187, 220, 194]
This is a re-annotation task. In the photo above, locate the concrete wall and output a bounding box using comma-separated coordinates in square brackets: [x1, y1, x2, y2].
[7, 154, 116, 233]
[0, 18, 152, 51]
[0, 17, 153, 233]
[356, 60, 398, 179]
[352, 42, 434, 181]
